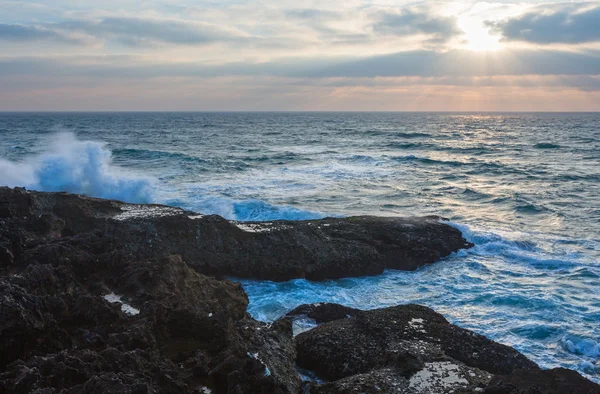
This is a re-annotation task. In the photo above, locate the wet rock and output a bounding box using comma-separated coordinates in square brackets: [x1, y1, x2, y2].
[0, 187, 473, 282]
[294, 303, 600, 393]
[283, 303, 360, 324]
[295, 304, 547, 393]
[296, 304, 536, 382]
[485, 367, 600, 394]
[310, 362, 492, 394]
[0, 189, 300, 393]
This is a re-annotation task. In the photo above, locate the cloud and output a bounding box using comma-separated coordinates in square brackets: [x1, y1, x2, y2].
[298, 49, 600, 78]
[1, 49, 599, 79]
[0, 16, 248, 47]
[56, 16, 246, 47]
[0, 6, 465, 50]
[0, 23, 84, 45]
[284, 8, 341, 21]
[488, 3, 600, 44]
[372, 7, 461, 44]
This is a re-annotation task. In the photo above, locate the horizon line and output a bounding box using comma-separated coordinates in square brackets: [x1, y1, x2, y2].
[1, 110, 600, 114]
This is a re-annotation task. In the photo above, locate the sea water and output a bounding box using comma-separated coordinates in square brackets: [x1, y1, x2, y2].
[0, 112, 599, 381]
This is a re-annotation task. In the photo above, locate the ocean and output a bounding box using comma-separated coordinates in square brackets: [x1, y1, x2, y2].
[0, 112, 599, 382]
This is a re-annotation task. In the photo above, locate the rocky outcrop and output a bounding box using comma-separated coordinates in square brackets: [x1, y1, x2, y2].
[486, 368, 600, 394]
[0, 187, 304, 393]
[292, 303, 599, 394]
[0, 252, 300, 394]
[1, 187, 598, 393]
[0, 187, 472, 282]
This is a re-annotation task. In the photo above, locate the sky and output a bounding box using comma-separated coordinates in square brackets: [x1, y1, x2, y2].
[1, 0, 600, 111]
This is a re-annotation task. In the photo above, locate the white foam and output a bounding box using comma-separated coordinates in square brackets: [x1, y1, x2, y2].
[247, 352, 271, 377]
[562, 335, 600, 358]
[0, 132, 154, 203]
[103, 293, 140, 316]
[291, 316, 318, 336]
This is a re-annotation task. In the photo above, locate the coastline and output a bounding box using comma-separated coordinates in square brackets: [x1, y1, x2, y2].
[0, 187, 598, 393]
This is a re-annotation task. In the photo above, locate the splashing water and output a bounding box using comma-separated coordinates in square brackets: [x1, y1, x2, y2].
[0, 132, 154, 203]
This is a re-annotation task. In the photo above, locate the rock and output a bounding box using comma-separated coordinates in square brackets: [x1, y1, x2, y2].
[294, 303, 600, 393]
[0, 188, 302, 393]
[295, 304, 553, 393]
[1, 187, 597, 393]
[0, 254, 300, 393]
[485, 367, 600, 394]
[296, 304, 537, 382]
[310, 362, 492, 394]
[282, 303, 361, 324]
[0, 187, 473, 282]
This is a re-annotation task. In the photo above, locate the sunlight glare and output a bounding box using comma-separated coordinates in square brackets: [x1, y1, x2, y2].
[458, 16, 501, 51]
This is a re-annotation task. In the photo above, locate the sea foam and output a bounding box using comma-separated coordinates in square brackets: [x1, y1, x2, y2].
[0, 132, 154, 203]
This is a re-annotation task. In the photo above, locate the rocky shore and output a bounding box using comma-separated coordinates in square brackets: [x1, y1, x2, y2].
[0, 187, 597, 393]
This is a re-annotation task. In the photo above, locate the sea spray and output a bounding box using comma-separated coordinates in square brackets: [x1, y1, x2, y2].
[0, 132, 329, 221]
[0, 132, 155, 203]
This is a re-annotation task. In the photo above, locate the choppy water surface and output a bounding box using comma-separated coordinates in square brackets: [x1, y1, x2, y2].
[0, 112, 599, 381]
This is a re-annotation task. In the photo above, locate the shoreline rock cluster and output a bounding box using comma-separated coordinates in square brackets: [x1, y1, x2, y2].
[0, 187, 597, 393]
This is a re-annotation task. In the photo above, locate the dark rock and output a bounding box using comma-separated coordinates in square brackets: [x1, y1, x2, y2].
[485, 368, 600, 394]
[295, 304, 600, 393]
[0, 188, 301, 393]
[283, 303, 360, 324]
[309, 363, 492, 394]
[0, 187, 473, 282]
[1, 187, 597, 393]
[296, 304, 536, 382]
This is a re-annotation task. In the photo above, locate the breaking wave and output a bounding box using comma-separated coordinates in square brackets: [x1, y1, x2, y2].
[0, 132, 328, 222]
[0, 132, 155, 203]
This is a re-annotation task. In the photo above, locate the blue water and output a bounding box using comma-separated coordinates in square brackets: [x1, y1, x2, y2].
[1, 112, 599, 381]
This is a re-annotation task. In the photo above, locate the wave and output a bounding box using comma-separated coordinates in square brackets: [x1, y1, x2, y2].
[447, 222, 579, 270]
[341, 155, 386, 165]
[394, 132, 432, 139]
[385, 142, 421, 149]
[0, 132, 154, 203]
[514, 203, 553, 215]
[114, 148, 209, 164]
[0, 133, 334, 222]
[461, 188, 491, 200]
[561, 335, 600, 358]
[534, 143, 561, 149]
[174, 196, 331, 222]
[391, 155, 504, 169]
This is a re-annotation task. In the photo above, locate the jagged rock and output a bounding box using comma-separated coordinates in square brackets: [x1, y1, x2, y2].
[485, 367, 600, 394]
[294, 304, 535, 393]
[309, 362, 493, 394]
[0, 187, 472, 282]
[294, 303, 600, 393]
[296, 304, 537, 382]
[282, 303, 360, 324]
[1, 188, 598, 393]
[0, 188, 301, 393]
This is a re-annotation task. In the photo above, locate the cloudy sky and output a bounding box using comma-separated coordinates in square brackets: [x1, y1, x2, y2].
[1, 0, 599, 111]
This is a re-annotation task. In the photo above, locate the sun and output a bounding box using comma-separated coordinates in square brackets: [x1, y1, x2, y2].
[457, 16, 502, 51]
